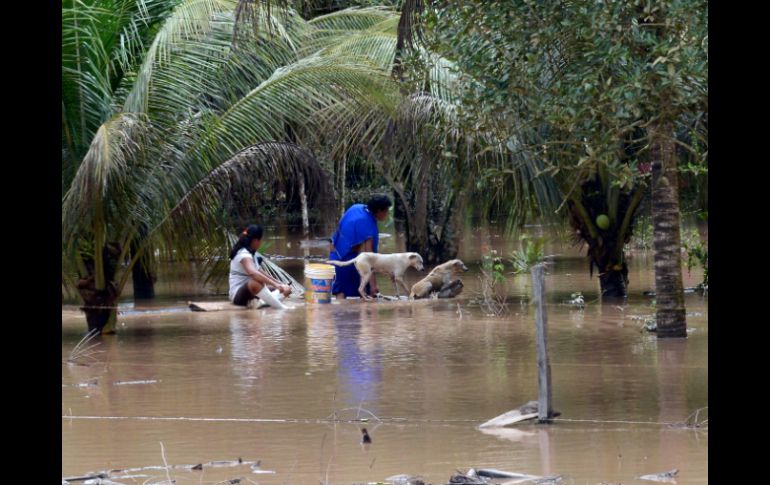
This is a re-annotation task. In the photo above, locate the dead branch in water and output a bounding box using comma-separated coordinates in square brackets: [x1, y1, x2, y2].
[669, 406, 708, 429]
[159, 442, 173, 484]
[66, 328, 103, 365]
[325, 406, 382, 422]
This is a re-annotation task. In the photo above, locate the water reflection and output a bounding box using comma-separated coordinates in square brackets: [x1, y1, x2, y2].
[62, 224, 707, 484]
[331, 306, 383, 410]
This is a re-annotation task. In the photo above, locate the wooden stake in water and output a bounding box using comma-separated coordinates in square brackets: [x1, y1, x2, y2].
[299, 176, 310, 238]
[532, 264, 553, 422]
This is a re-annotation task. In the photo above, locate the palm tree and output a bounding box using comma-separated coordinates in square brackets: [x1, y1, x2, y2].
[62, 2, 406, 332]
[231, 1, 503, 264]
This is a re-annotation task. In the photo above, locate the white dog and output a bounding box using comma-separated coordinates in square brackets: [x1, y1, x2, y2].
[326, 252, 424, 299]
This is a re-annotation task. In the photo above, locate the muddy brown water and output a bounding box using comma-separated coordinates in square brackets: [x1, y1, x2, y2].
[63, 225, 707, 484]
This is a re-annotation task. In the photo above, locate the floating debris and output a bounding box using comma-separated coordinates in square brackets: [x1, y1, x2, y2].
[639, 468, 679, 483]
[69, 379, 99, 388]
[114, 379, 159, 386]
[448, 472, 485, 484]
[641, 319, 657, 332]
[475, 468, 543, 480]
[566, 292, 585, 309]
[447, 468, 547, 484]
[384, 474, 425, 485]
[62, 473, 109, 482]
[208, 458, 244, 467]
[532, 476, 563, 484]
[479, 401, 560, 428]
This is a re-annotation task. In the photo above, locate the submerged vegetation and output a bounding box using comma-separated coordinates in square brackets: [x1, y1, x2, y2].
[510, 235, 546, 275]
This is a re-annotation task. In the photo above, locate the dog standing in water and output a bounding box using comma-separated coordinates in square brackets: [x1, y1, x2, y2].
[410, 259, 469, 299]
[326, 252, 424, 298]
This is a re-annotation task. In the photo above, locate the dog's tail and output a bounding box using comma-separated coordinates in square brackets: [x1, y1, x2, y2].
[326, 259, 356, 267]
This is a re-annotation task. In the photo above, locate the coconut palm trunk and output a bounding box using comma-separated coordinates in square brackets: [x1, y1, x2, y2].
[650, 122, 687, 338]
[78, 284, 119, 334]
[566, 175, 646, 299]
[76, 243, 121, 334]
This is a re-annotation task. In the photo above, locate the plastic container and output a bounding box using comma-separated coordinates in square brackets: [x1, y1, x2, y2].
[304, 263, 336, 303]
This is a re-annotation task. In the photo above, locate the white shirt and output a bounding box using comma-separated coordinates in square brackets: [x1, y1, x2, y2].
[228, 248, 260, 301]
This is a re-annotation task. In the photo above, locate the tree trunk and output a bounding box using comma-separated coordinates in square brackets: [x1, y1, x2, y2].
[598, 263, 628, 298]
[77, 278, 118, 334]
[299, 176, 310, 238]
[650, 122, 687, 338]
[403, 189, 463, 264]
[589, 243, 628, 299]
[568, 197, 629, 298]
[77, 243, 122, 334]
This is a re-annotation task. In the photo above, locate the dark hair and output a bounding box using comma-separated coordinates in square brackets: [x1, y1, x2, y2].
[229, 224, 264, 259]
[367, 195, 392, 213]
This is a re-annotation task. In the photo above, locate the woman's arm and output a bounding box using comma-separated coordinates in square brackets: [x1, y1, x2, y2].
[241, 258, 291, 295]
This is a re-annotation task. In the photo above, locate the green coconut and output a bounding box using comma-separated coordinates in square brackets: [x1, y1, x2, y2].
[596, 214, 610, 230]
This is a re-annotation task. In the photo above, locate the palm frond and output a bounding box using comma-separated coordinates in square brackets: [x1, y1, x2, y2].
[123, 0, 238, 113]
[308, 6, 396, 31]
[154, 141, 329, 279]
[208, 55, 400, 160]
[62, 113, 150, 241]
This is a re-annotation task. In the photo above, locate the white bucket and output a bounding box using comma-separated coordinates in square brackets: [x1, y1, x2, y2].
[304, 263, 336, 304]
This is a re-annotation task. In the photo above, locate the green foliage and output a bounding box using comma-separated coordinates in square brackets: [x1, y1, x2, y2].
[510, 234, 545, 274]
[477, 248, 508, 316]
[481, 249, 505, 283]
[631, 214, 654, 250]
[421, 0, 708, 217]
[682, 228, 708, 289]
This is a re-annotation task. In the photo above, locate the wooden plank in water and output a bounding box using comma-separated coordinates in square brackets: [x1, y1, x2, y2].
[189, 296, 439, 312]
[188, 301, 249, 312]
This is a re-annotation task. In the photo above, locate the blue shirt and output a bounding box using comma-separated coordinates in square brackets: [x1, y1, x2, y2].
[331, 204, 379, 258]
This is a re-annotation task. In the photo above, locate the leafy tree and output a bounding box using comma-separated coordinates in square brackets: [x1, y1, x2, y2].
[410, 0, 706, 336]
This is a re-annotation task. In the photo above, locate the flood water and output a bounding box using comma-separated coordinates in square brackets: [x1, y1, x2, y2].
[62, 224, 707, 484]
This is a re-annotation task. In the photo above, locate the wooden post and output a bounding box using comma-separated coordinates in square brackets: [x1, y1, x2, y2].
[532, 264, 553, 422]
[299, 176, 310, 238]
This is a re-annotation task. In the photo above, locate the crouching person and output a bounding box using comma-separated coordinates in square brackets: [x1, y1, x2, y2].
[229, 225, 291, 309]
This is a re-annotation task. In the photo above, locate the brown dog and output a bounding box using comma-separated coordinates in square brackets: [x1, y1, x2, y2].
[410, 259, 469, 299]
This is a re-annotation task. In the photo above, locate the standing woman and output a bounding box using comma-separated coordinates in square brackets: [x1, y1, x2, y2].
[329, 195, 392, 300]
[229, 225, 292, 309]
